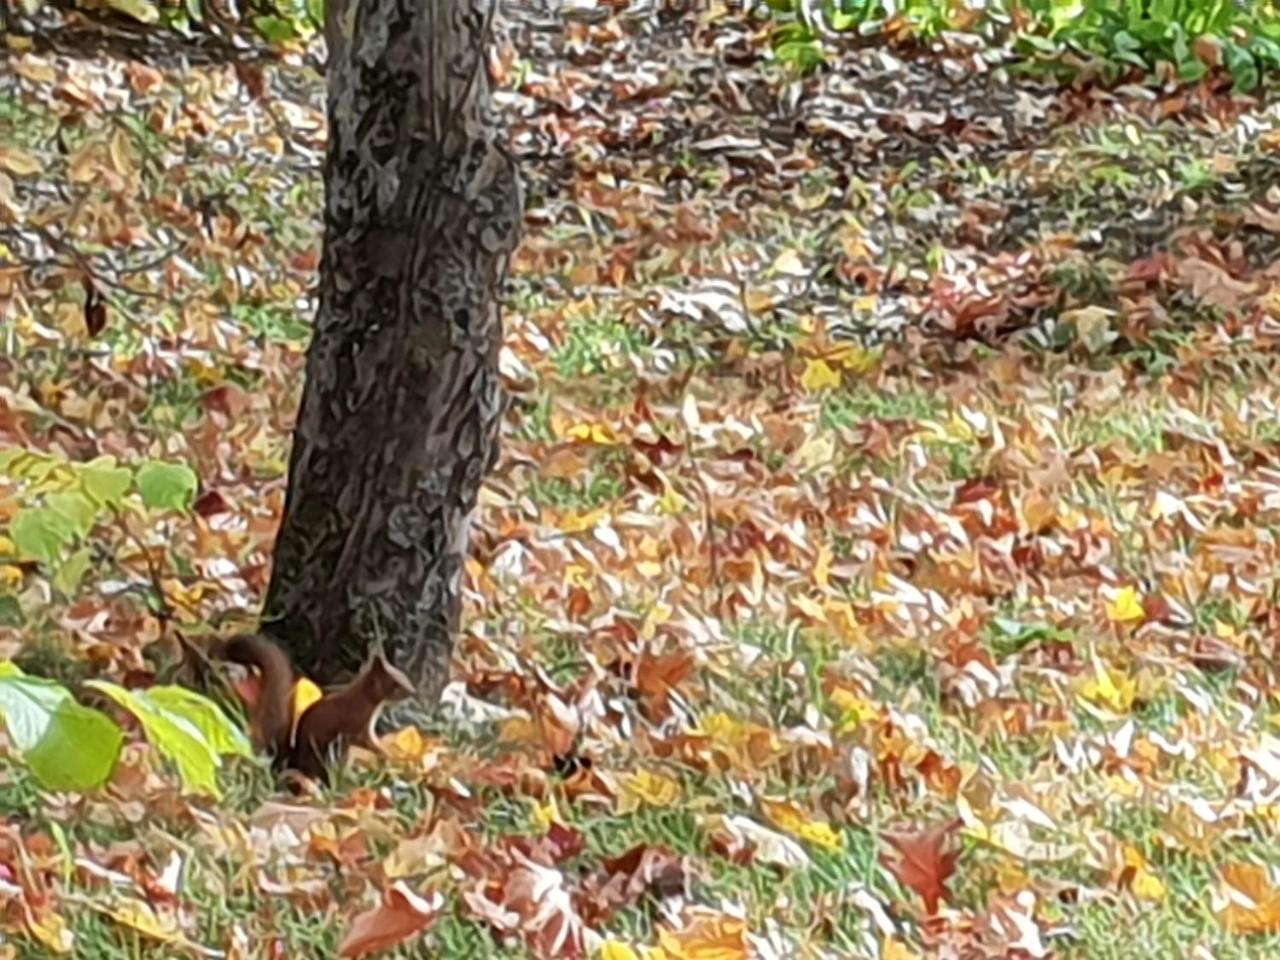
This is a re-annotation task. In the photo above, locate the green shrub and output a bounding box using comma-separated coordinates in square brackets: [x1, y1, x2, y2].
[764, 0, 1280, 90]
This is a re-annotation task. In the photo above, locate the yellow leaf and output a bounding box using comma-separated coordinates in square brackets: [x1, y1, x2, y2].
[565, 422, 620, 445]
[532, 796, 563, 832]
[601, 942, 642, 960]
[0, 564, 23, 589]
[106, 899, 181, 942]
[618, 769, 681, 814]
[1077, 659, 1136, 713]
[700, 712, 781, 771]
[1121, 845, 1166, 902]
[25, 909, 74, 954]
[654, 914, 748, 960]
[829, 688, 879, 730]
[659, 479, 687, 515]
[0, 147, 41, 177]
[826, 343, 880, 374]
[761, 798, 844, 851]
[1105, 585, 1145, 623]
[882, 939, 922, 960]
[813, 544, 832, 588]
[562, 508, 607, 534]
[379, 726, 434, 764]
[800, 359, 841, 393]
[1131, 865, 1167, 902]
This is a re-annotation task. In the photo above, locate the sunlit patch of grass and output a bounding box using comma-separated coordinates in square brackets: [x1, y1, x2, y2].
[431, 910, 531, 959]
[526, 471, 626, 510]
[553, 312, 652, 379]
[231, 301, 313, 344]
[1063, 404, 1169, 457]
[574, 803, 706, 860]
[0, 95, 56, 150]
[821, 382, 948, 431]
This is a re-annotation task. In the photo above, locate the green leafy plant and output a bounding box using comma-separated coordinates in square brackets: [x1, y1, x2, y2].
[0, 662, 250, 796]
[11, 0, 321, 43]
[763, 0, 1280, 90]
[0, 449, 198, 597]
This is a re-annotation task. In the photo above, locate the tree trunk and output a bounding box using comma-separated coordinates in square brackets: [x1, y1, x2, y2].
[260, 0, 522, 702]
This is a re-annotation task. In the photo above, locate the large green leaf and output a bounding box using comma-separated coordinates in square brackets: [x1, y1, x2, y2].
[0, 666, 122, 791]
[78, 457, 133, 507]
[86, 681, 225, 797]
[145, 686, 253, 759]
[136, 461, 198, 513]
[46, 490, 101, 539]
[10, 507, 76, 565]
[52, 547, 94, 596]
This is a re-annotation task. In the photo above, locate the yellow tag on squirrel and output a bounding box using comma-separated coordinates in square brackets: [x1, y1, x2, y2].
[292, 677, 324, 729]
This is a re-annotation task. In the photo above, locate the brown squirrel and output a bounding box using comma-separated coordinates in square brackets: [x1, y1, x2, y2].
[222, 634, 295, 759]
[221, 635, 413, 781]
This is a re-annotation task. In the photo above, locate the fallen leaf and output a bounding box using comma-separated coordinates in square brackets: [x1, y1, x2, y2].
[0, 147, 41, 177]
[338, 883, 443, 957]
[1105, 585, 1145, 623]
[800, 359, 841, 392]
[881, 820, 961, 915]
[652, 912, 749, 960]
[761, 798, 844, 851]
[1217, 863, 1280, 934]
[617, 769, 681, 814]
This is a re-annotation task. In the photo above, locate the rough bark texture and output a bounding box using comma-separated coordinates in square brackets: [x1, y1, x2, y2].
[261, 0, 522, 702]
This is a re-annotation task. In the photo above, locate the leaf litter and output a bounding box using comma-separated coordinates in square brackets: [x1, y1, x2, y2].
[8, 0, 1280, 957]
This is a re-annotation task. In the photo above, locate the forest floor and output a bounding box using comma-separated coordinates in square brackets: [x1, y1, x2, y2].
[8, 3, 1280, 958]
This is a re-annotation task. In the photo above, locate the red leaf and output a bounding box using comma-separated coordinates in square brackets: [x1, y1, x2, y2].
[338, 883, 442, 958]
[881, 820, 961, 915]
[193, 489, 230, 517]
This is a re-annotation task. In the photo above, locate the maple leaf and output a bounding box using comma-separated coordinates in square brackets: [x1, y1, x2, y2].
[880, 820, 961, 915]
[337, 883, 442, 958]
[652, 912, 749, 960]
[1217, 863, 1280, 935]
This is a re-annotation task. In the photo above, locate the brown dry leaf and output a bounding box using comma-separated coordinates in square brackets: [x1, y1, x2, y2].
[881, 820, 961, 915]
[338, 883, 443, 958]
[1176, 256, 1255, 310]
[0, 147, 41, 177]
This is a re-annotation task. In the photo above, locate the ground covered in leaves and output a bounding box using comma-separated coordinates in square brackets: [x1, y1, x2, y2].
[9, 2, 1280, 958]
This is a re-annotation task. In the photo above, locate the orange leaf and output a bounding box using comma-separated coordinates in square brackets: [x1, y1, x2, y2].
[881, 820, 961, 915]
[654, 913, 748, 960]
[1218, 863, 1280, 934]
[338, 883, 442, 958]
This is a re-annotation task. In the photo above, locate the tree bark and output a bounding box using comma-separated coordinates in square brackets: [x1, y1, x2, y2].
[261, 0, 522, 702]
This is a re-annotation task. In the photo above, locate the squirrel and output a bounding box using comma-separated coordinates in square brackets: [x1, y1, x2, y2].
[220, 635, 413, 781]
[222, 634, 296, 760]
